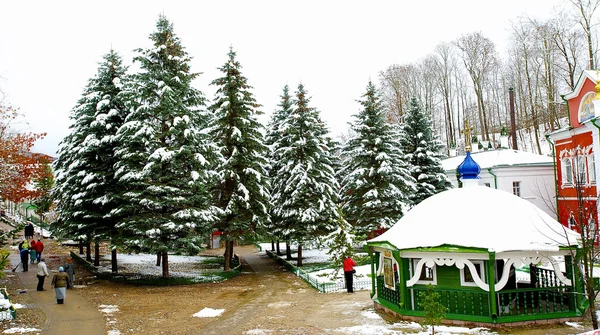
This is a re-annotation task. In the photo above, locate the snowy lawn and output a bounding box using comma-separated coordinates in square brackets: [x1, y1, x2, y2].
[95, 253, 239, 283]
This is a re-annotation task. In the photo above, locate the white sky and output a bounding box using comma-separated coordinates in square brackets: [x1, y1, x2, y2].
[0, 0, 565, 156]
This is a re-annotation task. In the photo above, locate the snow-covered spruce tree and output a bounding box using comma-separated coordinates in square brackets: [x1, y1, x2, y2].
[113, 15, 221, 278]
[339, 81, 416, 237]
[325, 207, 357, 280]
[399, 98, 452, 205]
[53, 49, 129, 268]
[265, 85, 293, 255]
[271, 83, 339, 266]
[209, 48, 270, 271]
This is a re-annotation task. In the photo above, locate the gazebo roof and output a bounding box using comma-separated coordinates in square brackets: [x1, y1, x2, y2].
[368, 186, 580, 253]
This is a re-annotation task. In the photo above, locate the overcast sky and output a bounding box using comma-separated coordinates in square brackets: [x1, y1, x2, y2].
[0, 0, 565, 156]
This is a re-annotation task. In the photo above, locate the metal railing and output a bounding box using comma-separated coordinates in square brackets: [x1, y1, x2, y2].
[265, 250, 370, 293]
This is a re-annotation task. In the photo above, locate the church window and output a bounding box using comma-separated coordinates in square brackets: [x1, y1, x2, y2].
[512, 181, 521, 197]
[576, 155, 587, 185]
[460, 261, 485, 287]
[562, 158, 574, 186]
[588, 154, 596, 183]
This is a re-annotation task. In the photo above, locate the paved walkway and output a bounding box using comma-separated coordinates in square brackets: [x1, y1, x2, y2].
[9, 246, 105, 334]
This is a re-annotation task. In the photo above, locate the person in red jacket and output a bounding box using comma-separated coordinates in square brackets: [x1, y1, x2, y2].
[343, 255, 357, 293]
[35, 238, 44, 263]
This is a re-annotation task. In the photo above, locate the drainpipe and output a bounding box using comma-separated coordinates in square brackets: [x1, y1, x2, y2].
[546, 134, 560, 222]
[487, 252, 498, 323]
[589, 118, 600, 233]
[487, 168, 498, 189]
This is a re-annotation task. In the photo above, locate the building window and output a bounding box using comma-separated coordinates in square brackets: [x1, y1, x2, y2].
[512, 181, 521, 197]
[411, 259, 436, 285]
[568, 213, 577, 230]
[484, 183, 491, 187]
[460, 261, 485, 287]
[588, 154, 596, 183]
[576, 155, 588, 184]
[561, 158, 574, 186]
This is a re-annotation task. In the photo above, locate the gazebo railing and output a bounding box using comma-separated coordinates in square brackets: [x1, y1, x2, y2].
[497, 286, 576, 317]
[410, 286, 490, 316]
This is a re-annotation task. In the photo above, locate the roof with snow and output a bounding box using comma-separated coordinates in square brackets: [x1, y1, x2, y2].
[441, 149, 553, 172]
[564, 70, 600, 100]
[368, 186, 579, 253]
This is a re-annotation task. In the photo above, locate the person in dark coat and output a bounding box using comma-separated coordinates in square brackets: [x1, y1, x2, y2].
[63, 258, 75, 289]
[19, 245, 29, 272]
[343, 255, 357, 293]
[24, 223, 34, 239]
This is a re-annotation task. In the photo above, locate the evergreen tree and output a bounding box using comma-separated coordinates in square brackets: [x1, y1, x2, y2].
[209, 48, 271, 271]
[113, 15, 221, 277]
[53, 49, 129, 266]
[325, 207, 356, 280]
[419, 284, 447, 335]
[339, 82, 416, 237]
[265, 85, 293, 255]
[399, 98, 452, 205]
[271, 83, 339, 266]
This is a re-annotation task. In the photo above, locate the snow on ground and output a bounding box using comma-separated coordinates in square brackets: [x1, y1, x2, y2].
[193, 307, 225, 318]
[243, 330, 273, 335]
[99, 304, 120, 335]
[2, 328, 41, 334]
[96, 253, 225, 280]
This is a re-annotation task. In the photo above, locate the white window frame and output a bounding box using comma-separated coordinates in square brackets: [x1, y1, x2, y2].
[512, 181, 521, 197]
[460, 261, 485, 287]
[562, 158, 574, 186]
[576, 155, 588, 185]
[588, 154, 596, 183]
[411, 259, 437, 285]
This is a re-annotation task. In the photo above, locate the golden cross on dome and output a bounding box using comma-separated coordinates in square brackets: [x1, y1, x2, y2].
[461, 120, 474, 152]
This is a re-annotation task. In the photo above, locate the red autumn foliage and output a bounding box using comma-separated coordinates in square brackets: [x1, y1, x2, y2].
[0, 104, 47, 203]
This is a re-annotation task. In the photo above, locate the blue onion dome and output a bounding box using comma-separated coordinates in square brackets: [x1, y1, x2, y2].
[457, 151, 480, 180]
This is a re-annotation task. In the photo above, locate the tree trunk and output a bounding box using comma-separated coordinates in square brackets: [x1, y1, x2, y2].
[296, 244, 303, 267]
[271, 240, 275, 251]
[79, 241, 84, 255]
[224, 240, 232, 271]
[93, 240, 100, 266]
[85, 242, 92, 262]
[111, 248, 118, 273]
[276, 240, 281, 256]
[285, 241, 292, 260]
[161, 252, 169, 278]
[156, 252, 161, 266]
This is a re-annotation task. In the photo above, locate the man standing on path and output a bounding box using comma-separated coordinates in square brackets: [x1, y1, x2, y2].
[37, 258, 49, 291]
[343, 255, 357, 293]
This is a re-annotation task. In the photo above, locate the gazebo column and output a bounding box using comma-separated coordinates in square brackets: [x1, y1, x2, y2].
[393, 250, 405, 310]
[369, 247, 376, 298]
[487, 251, 498, 321]
[400, 258, 410, 310]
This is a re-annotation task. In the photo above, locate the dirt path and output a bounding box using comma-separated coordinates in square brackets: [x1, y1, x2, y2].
[8, 245, 105, 334]
[79, 245, 374, 335]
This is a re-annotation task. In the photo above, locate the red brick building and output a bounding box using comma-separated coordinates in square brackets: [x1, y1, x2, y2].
[549, 70, 600, 234]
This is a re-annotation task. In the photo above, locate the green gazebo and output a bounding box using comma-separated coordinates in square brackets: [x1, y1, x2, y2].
[366, 152, 587, 326]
